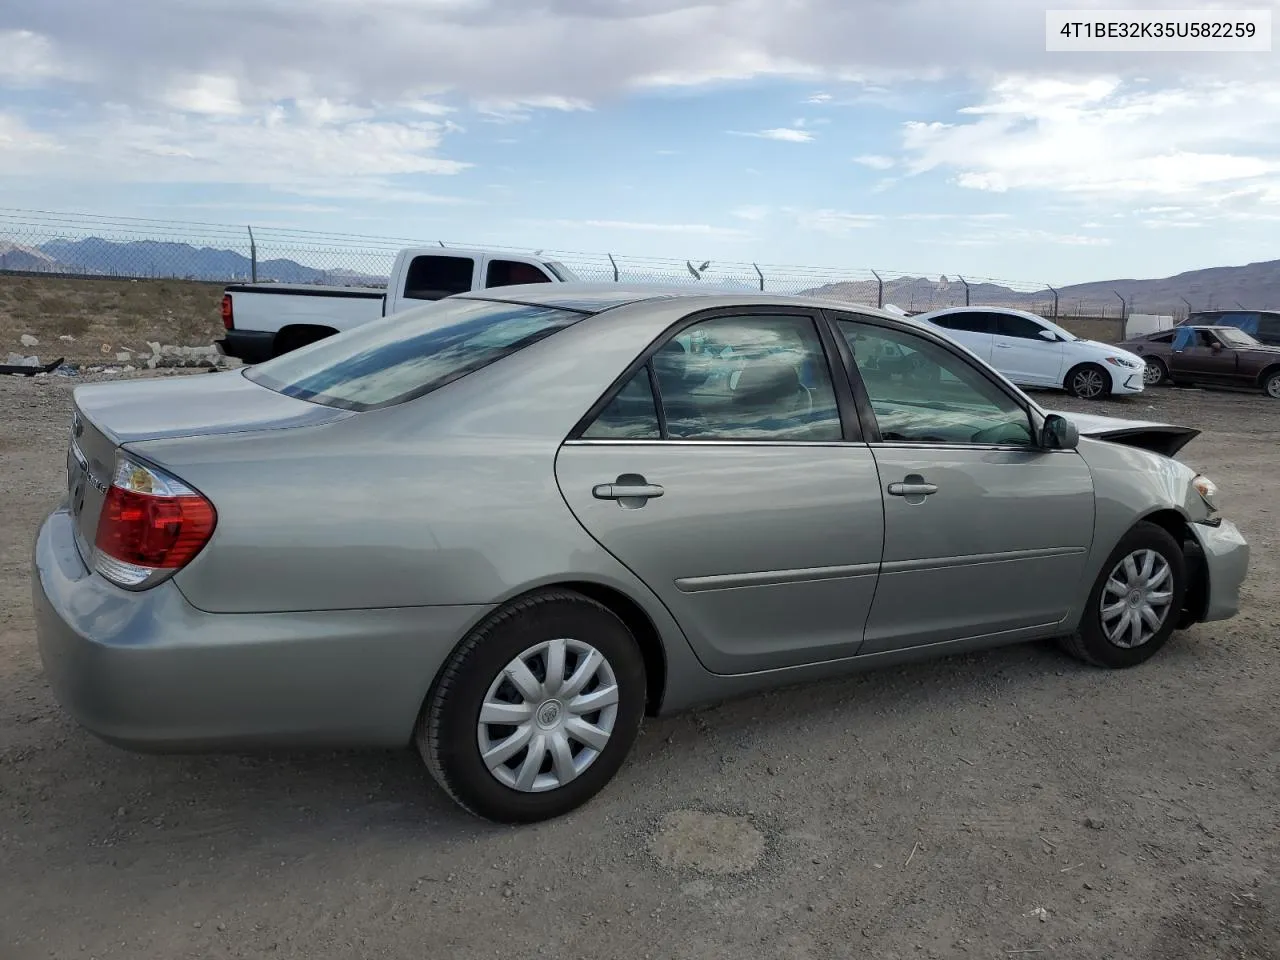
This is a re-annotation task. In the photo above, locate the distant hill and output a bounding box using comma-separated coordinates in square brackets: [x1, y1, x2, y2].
[2, 233, 1278, 313]
[802, 259, 1280, 315]
[26, 237, 386, 286]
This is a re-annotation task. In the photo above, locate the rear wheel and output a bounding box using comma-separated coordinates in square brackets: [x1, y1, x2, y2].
[1060, 521, 1187, 668]
[1262, 369, 1280, 399]
[416, 590, 647, 823]
[1065, 363, 1110, 400]
[1142, 357, 1168, 386]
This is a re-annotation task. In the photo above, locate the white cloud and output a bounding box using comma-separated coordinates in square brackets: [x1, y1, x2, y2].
[473, 95, 594, 122]
[899, 75, 1280, 217]
[805, 92, 833, 103]
[0, 29, 79, 84]
[731, 205, 770, 221]
[853, 154, 895, 170]
[800, 209, 884, 234]
[732, 127, 815, 142]
[527, 218, 753, 238]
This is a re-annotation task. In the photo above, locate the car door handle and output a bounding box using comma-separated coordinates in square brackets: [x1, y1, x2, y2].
[593, 482, 664, 500]
[994, 343, 1012, 349]
[887, 481, 938, 497]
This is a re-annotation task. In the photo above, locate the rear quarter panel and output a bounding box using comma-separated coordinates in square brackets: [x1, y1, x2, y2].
[234, 289, 384, 334]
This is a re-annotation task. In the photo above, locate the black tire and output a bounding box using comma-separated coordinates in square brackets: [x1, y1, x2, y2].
[1065, 362, 1111, 400]
[1142, 357, 1168, 387]
[1059, 521, 1187, 668]
[416, 590, 647, 823]
[1261, 368, 1280, 400]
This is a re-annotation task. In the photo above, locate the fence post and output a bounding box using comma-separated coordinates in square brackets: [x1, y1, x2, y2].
[1180, 297, 1192, 322]
[753, 262, 764, 291]
[608, 253, 619, 282]
[1046, 283, 1059, 319]
[872, 270, 883, 308]
[1113, 290, 1127, 339]
[958, 275, 970, 306]
[247, 226, 257, 282]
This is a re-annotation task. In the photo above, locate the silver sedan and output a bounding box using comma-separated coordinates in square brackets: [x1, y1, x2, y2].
[32, 285, 1249, 823]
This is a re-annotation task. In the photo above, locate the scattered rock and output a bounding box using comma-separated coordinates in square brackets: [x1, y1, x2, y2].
[116, 352, 132, 362]
[59, 334, 76, 342]
[1083, 817, 1106, 831]
[6, 353, 40, 367]
[20, 334, 39, 347]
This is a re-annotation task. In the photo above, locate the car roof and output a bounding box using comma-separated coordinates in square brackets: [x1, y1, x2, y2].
[914, 305, 1050, 322]
[453, 281, 911, 322]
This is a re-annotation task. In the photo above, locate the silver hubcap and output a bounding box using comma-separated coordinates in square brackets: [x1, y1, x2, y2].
[1267, 376, 1280, 398]
[477, 638, 619, 793]
[1100, 549, 1174, 648]
[1074, 368, 1105, 398]
[1143, 360, 1163, 385]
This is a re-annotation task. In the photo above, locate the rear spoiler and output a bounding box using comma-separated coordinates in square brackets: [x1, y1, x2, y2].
[1050, 411, 1200, 458]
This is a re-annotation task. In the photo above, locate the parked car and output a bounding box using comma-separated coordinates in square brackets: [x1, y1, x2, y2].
[914, 306, 1146, 400]
[34, 285, 1248, 823]
[215, 247, 580, 363]
[1119, 324, 1280, 398]
[1183, 309, 1280, 347]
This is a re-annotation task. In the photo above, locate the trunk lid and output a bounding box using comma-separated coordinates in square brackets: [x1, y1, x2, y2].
[65, 370, 352, 556]
[1052, 410, 1200, 458]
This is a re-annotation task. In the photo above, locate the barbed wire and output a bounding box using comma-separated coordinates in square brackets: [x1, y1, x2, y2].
[0, 207, 1128, 317]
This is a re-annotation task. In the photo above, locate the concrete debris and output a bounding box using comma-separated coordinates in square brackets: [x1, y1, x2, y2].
[20, 334, 39, 347]
[6, 353, 40, 368]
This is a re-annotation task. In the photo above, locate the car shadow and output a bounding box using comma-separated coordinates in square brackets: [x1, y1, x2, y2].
[10, 627, 1211, 859]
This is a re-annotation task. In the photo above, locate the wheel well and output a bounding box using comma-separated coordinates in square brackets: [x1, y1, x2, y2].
[1257, 363, 1280, 386]
[1138, 509, 1208, 626]
[273, 324, 338, 355]
[558, 581, 667, 716]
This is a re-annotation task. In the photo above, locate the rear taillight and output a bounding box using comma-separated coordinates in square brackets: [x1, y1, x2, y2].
[93, 456, 217, 589]
[221, 293, 234, 330]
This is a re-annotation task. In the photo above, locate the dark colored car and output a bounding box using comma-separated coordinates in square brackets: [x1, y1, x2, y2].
[1185, 310, 1280, 347]
[1119, 325, 1280, 399]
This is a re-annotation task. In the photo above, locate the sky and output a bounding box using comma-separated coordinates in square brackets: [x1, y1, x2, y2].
[2, 0, 1280, 286]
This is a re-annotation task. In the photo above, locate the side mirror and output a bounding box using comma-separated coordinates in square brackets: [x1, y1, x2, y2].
[1038, 329, 1057, 341]
[1211, 342, 1222, 352]
[1042, 413, 1079, 450]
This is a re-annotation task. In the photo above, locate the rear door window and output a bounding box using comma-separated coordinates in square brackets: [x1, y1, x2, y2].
[485, 259, 553, 288]
[246, 298, 585, 411]
[932, 312, 993, 334]
[995, 313, 1048, 340]
[403, 255, 476, 301]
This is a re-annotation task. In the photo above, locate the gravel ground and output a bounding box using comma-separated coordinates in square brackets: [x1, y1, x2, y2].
[1, 370, 1277, 960]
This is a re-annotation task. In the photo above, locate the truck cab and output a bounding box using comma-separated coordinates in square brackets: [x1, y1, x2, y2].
[217, 248, 578, 363]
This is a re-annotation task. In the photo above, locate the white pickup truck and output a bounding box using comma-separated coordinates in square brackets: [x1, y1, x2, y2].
[215, 247, 579, 362]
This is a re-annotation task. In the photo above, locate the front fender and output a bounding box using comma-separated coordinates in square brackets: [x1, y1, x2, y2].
[1065, 436, 1205, 629]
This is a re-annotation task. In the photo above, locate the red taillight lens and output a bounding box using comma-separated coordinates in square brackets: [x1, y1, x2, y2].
[96, 486, 216, 568]
[93, 458, 217, 588]
[221, 293, 234, 330]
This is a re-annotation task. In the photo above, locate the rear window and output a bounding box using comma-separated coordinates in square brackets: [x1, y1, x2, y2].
[245, 298, 586, 411]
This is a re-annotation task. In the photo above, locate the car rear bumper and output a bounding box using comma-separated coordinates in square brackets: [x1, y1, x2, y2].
[1187, 518, 1249, 623]
[32, 505, 489, 752]
[214, 330, 275, 365]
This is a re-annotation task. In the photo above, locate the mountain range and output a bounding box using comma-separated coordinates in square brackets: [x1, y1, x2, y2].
[1, 235, 1278, 315]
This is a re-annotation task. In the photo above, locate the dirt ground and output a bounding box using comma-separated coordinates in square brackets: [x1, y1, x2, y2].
[1, 365, 1278, 959]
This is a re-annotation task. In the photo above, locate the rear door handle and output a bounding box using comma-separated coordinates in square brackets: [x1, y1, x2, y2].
[593, 482, 664, 500]
[994, 343, 1012, 349]
[887, 481, 938, 497]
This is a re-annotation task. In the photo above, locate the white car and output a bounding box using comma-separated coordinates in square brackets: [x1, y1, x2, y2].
[914, 306, 1146, 400]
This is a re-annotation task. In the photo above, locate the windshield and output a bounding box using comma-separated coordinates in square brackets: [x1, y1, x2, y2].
[245, 297, 586, 411]
[1216, 327, 1260, 347]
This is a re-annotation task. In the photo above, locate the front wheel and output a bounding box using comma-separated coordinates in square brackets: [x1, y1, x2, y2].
[1065, 363, 1111, 400]
[1262, 369, 1280, 399]
[416, 590, 647, 823]
[1142, 357, 1168, 386]
[1060, 521, 1187, 668]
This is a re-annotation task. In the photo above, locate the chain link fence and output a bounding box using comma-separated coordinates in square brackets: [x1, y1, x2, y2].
[1, 207, 1121, 318]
